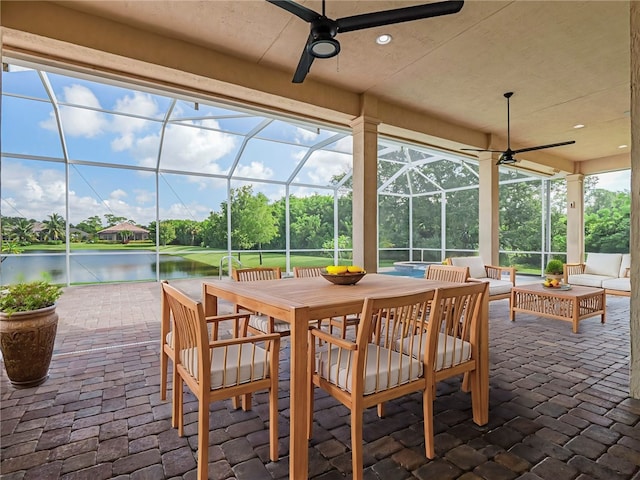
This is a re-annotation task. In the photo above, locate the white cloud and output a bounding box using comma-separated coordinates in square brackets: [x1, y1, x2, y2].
[593, 170, 630, 192]
[40, 84, 108, 137]
[235, 161, 274, 180]
[110, 92, 160, 151]
[137, 121, 236, 174]
[296, 149, 352, 185]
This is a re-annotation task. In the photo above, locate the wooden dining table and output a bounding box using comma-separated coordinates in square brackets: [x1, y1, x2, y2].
[202, 273, 490, 479]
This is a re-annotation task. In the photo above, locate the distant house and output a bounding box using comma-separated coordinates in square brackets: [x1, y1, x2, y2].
[97, 222, 149, 242]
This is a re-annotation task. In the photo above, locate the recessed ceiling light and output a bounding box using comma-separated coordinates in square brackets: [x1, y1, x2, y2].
[618, 144, 628, 149]
[376, 34, 392, 45]
[573, 124, 585, 129]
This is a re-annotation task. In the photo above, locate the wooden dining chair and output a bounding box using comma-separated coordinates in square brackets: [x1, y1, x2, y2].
[293, 265, 360, 339]
[407, 281, 488, 458]
[232, 267, 290, 336]
[161, 282, 280, 480]
[308, 282, 487, 478]
[424, 264, 470, 283]
[159, 280, 254, 405]
[308, 290, 434, 480]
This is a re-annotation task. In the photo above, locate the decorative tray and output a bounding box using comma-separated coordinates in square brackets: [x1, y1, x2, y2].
[542, 284, 572, 291]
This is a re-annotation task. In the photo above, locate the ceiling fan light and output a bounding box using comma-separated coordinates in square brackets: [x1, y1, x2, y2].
[498, 153, 517, 165]
[309, 38, 340, 58]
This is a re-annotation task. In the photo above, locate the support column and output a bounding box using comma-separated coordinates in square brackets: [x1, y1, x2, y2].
[630, 1, 639, 399]
[566, 174, 585, 263]
[351, 115, 380, 273]
[478, 153, 499, 265]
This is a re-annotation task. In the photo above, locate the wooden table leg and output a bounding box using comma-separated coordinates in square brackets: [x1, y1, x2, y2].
[289, 307, 310, 479]
[472, 286, 489, 425]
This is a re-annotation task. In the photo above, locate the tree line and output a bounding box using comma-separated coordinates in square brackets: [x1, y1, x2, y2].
[1, 180, 630, 261]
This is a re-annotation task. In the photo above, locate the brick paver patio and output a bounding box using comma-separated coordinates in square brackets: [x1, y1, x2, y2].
[1, 278, 639, 479]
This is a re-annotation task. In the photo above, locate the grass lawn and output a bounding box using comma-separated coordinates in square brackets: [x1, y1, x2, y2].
[18, 243, 353, 271]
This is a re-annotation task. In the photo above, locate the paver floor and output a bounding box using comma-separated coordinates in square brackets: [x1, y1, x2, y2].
[1, 278, 639, 479]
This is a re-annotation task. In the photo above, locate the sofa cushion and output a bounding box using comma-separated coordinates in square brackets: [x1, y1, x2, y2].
[584, 253, 622, 277]
[568, 273, 614, 288]
[485, 278, 513, 296]
[619, 254, 631, 278]
[602, 277, 630, 292]
[450, 257, 486, 279]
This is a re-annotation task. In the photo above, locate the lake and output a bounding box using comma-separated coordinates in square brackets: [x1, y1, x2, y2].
[0, 251, 218, 285]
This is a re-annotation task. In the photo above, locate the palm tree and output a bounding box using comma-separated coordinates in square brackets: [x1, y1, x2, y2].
[43, 213, 66, 242]
[11, 218, 35, 245]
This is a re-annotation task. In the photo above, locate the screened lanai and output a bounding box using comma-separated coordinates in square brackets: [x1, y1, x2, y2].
[1, 61, 580, 286]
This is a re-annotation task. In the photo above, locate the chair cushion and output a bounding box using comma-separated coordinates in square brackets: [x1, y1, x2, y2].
[486, 278, 513, 296]
[180, 344, 269, 389]
[396, 332, 472, 370]
[249, 314, 290, 333]
[450, 257, 486, 279]
[619, 254, 631, 278]
[568, 273, 613, 288]
[317, 344, 422, 395]
[584, 253, 622, 277]
[602, 277, 630, 292]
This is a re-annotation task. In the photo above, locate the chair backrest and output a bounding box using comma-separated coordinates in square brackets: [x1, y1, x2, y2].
[161, 282, 211, 388]
[338, 291, 435, 394]
[293, 266, 324, 278]
[233, 267, 281, 282]
[425, 282, 487, 373]
[161, 282, 274, 391]
[446, 256, 488, 279]
[424, 264, 470, 283]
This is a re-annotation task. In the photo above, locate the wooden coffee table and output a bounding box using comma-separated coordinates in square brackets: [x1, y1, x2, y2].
[510, 283, 606, 333]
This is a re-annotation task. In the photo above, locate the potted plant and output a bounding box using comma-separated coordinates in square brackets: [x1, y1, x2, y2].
[0, 280, 63, 388]
[545, 259, 564, 281]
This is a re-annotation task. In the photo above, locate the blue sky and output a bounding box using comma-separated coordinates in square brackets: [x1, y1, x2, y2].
[1, 65, 353, 226]
[1, 64, 630, 228]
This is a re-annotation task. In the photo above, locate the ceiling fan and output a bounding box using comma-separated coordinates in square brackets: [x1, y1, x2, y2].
[267, 0, 464, 83]
[462, 92, 575, 165]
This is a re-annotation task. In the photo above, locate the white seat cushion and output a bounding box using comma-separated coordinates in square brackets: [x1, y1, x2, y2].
[180, 344, 269, 389]
[584, 253, 622, 277]
[484, 278, 512, 296]
[317, 344, 422, 395]
[249, 314, 290, 333]
[450, 257, 487, 279]
[602, 277, 630, 292]
[396, 332, 472, 370]
[568, 273, 613, 288]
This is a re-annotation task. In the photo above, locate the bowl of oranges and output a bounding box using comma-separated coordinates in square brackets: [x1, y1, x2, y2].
[321, 265, 366, 285]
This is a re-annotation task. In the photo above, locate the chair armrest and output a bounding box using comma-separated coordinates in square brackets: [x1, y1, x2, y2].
[204, 313, 251, 323]
[205, 313, 251, 340]
[563, 263, 585, 283]
[209, 332, 280, 349]
[309, 327, 357, 351]
[484, 265, 516, 285]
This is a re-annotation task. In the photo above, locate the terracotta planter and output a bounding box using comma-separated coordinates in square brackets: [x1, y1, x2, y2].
[0, 305, 58, 388]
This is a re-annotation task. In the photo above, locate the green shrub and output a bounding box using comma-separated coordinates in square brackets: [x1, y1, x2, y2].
[0, 281, 63, 316]
[545, 259, 564, 275]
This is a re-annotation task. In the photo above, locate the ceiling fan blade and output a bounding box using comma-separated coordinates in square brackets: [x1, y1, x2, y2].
[336, 0, 464, 33]
[267, 0, 319, 23]
[512, 140, 575, 155]
[461, 148, 504, 153]
[292, 34, 316, 83]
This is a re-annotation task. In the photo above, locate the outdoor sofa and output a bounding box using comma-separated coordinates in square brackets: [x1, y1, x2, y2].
[564, 253, 630, 297]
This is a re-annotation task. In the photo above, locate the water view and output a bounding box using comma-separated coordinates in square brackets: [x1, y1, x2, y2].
[0, 251, 217, 285]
